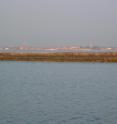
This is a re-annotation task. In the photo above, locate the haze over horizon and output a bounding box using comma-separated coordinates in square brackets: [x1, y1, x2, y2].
[0, 0, 117, 47]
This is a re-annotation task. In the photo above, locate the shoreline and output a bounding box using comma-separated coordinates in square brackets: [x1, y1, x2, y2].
[0, 52, 117, 62]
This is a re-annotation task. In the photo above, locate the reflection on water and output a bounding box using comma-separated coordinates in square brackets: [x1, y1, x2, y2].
[0, 62, 117, 124]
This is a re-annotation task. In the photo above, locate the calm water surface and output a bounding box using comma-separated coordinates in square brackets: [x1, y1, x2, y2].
[0, 61, 117, 124]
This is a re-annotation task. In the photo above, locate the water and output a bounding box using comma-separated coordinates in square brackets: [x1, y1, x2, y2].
[0, 61, 117, 124]
[0, 49, 117, 53]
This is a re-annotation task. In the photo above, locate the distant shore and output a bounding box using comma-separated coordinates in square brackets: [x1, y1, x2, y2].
[0, 52, 117, 62]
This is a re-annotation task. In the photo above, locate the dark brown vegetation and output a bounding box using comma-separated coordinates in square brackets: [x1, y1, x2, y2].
[0, 52, 117, 62]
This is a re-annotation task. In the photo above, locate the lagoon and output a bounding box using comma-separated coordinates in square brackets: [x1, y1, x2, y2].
[0, 62, 117, 124]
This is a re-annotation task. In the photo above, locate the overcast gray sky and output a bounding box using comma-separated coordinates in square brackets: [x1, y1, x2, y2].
[0, 0, 117, 47]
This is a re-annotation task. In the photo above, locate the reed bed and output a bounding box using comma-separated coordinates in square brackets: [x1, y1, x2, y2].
[0, 52, 117, 62]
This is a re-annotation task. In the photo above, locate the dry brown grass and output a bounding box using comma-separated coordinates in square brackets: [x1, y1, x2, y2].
[0, 52, 117, 62]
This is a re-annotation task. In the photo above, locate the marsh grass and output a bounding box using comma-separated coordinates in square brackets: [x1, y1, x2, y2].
[0, 52, 117, 62]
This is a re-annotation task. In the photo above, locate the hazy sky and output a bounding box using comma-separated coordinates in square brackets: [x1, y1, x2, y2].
[0, 0, 117, 47]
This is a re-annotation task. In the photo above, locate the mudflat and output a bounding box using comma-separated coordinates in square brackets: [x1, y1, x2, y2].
[0, 52, 117, 62]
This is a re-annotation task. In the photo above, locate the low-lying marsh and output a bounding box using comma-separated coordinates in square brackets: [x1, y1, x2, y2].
[0, 52, 117, 62]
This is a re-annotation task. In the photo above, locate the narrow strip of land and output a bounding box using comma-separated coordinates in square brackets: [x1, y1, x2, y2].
[0, 52, 117, 62]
